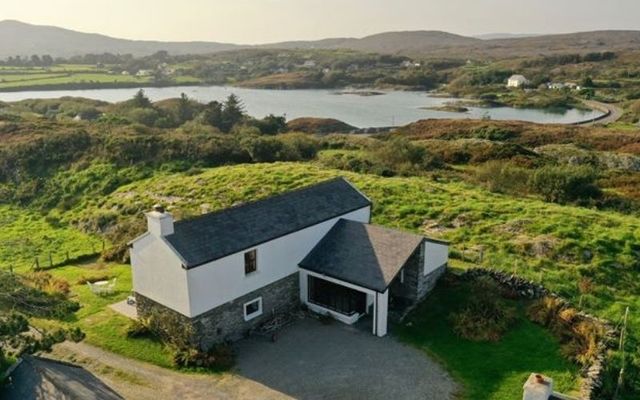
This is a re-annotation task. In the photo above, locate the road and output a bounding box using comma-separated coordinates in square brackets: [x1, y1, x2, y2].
[574, 100, 624, 126]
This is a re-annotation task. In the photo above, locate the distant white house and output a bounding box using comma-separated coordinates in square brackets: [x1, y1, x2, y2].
[302, 60, 317, 68]
[507, 74, 529, 88]
[136, 69, 153, 77]
[129, 178, 449, 349]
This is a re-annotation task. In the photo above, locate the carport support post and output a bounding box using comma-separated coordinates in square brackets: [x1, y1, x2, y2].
[374, 290, 389, 337]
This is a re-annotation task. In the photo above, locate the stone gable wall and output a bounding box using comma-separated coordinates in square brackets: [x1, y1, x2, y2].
[136, 272, 300, 351]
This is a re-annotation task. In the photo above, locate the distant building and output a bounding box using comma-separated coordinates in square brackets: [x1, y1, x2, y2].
[401, 60, 421, 68]
[302, 60, 317, 68]
[120, 71, 130, 76]
[507, 74, 529, 88]
[547, 82, 566, 90]
[136, 69, 153, 77]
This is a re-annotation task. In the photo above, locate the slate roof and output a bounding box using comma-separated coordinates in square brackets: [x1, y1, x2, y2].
[3, 355, 123, 400]
[299, 219, 425, 292]
[165, 177, 371, 268]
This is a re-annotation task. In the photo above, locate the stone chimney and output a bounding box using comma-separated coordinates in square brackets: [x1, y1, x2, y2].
[523, 373, 554, 400]
[146, 204, 174, 237]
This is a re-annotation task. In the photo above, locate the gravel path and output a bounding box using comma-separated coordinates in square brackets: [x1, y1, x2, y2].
[51, 341, 289, 400]
[50, 318, 458, 399]
[236, 318, 458, 400]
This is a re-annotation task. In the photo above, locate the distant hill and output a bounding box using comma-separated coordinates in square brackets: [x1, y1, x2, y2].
[0, 20, 241, 58]
[265, 31, 480, 53]
[474, 33, 539, 40]
[2, 20, 640, 60]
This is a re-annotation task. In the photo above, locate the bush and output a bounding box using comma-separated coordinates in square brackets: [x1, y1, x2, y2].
[24, 272, 71, 296]
[528, 165, 601, 203]
[172, 344, 234, 370]
[126, 319, 152, 339]
[450, 277, 517, 342]
[475, 161, 530, 193]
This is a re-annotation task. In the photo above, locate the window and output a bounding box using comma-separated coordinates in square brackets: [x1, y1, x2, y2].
[243, 297, 262, 321]
[244, 249, 257, 275]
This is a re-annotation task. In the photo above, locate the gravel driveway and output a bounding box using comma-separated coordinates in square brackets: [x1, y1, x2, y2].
[235, 318, 458, 400]
[50, 318, 457, 399]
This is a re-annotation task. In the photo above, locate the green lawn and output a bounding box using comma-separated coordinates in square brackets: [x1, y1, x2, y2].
[395, 279, 580, 400]
[33, 261, 174, 368]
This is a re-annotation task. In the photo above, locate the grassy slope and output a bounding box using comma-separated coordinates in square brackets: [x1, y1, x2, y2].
[83, 162, 637, 332]
[0, 205, 102, 271]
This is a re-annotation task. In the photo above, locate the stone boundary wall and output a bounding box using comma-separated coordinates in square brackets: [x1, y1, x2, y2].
[461, 268, 617, 400]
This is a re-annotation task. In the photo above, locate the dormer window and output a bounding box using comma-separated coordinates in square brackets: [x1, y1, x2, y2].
[244, 249, 257, 275]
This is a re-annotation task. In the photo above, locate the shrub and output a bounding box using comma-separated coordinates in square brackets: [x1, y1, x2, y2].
[475, 161, 530, 193]
[528, 165, 601, 203]
[450, 277, 517, 342]
[24, 272, 70, 296]
[171, 344, 234, 370]
[126, 319, 152, 339]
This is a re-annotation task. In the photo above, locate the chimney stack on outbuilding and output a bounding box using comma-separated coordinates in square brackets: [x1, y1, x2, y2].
[146, 204, 174, 236]
[523, 373, 554, 400]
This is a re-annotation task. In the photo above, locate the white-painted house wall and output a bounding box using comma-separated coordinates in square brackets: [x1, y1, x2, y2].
[424, 241, 449, 275]
[130, 233, 191, 316]
[185, 206, 371, 317]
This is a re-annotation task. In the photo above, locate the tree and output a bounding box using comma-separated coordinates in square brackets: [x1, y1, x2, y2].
[30, 55, 41, 66]
[177, 93, 194, 124]
[41, 55, 54, 67]
[255, 114, 287, 135]
[221, 94, 245, 132]
[581, 76, 595, 88]
[201, 101, 224, 129]
[131, 89, 152, 108]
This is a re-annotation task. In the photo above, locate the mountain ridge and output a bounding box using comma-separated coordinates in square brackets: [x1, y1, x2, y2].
[2, 20, 640, 59]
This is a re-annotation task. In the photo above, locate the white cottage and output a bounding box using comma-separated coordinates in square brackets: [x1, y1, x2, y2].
[129, 178, 448, 349]
[507, 74, 529, 88]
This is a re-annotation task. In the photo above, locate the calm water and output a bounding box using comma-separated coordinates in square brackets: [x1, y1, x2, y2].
[0, 86, 603, 128]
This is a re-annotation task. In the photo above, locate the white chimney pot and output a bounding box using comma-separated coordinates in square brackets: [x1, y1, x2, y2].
[523, 373, 554, 400]
[146, 208, 174, 237]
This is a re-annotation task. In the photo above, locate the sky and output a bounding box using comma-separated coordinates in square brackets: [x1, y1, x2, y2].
[2, 0, 640, 44]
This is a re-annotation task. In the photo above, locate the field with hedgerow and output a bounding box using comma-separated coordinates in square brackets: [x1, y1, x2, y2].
[0, 93, 638, 399]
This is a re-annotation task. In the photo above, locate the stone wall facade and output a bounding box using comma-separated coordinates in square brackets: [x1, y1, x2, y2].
[136, 272, 300, 351]
[461, 268, 617, 400]
[390, 243, 447, 303]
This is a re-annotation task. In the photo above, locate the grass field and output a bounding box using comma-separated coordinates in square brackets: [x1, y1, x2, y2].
[0, 205, 103, 271]
[0, 64, 201, 90]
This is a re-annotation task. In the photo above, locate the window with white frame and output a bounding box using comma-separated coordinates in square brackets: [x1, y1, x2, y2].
[243, 297, 263, 321]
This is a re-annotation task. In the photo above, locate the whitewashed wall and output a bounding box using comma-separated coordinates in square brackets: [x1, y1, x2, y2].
[185, 206, 371, 317]
[424, 241, 449, 275]
[130, 234, 190, 315]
